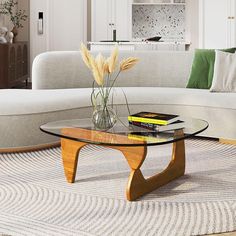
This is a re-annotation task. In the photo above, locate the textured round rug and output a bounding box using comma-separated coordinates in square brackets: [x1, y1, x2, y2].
[0, 138, 235, 236]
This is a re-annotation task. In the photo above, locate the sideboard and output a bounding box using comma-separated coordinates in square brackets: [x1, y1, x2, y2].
[0, 42, 29, 88]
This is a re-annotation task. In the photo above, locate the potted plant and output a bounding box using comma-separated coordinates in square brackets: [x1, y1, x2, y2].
[0, 0, 27, 42]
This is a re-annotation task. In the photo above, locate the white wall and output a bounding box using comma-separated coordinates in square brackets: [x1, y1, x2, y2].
[30, 0, 87, 79]
[48, 0, 87, 51]
[186, 0, 199, 50]
[30, 0, 49, 72]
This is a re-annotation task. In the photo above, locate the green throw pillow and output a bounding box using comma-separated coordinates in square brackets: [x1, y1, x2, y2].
[187, 48, 236, 89]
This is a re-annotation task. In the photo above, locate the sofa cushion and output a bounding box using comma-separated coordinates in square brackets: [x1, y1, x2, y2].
[186, 48, 236, 89]
[0, 89, 92, 115]
[210, 50, 236, 92]
[120, 87, 236, 110]
[32, 51, 194, 89]
[0, 88, 235, 116]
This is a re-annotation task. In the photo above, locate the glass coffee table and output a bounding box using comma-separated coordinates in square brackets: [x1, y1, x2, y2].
[40, 117, 208, 201]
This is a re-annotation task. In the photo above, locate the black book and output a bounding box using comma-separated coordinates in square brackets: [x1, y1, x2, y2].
[129, 120, 185, 132]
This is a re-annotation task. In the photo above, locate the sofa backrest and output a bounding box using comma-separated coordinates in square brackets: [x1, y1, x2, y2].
[32, 51, 194, 89]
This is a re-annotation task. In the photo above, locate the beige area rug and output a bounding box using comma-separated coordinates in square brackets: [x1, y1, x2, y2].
[0, 139, 235, 236]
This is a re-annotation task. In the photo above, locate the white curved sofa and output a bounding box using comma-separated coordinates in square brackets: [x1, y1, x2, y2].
[0, 51, 235, 151]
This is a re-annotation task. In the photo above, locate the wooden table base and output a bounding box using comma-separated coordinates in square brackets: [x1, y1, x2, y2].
[61, 130, 185, 201]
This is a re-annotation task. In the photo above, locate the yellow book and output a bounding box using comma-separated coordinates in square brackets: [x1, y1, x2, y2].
[128, 133, 167, 143]
[128, 111, 179, 125]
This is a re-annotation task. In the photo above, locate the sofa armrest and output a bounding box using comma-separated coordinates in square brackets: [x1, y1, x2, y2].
[32, 51, 92, 89]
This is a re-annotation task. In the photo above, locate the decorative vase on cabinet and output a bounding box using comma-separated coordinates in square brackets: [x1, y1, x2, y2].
[11, 27, 18, 43]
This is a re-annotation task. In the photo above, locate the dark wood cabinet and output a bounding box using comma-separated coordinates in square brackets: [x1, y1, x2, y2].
[0, 42, 29, 88]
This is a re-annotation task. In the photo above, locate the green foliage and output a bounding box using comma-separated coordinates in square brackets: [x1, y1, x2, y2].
[0, 0, 27, 28]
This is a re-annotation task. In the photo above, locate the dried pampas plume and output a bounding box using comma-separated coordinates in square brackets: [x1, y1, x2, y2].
[80, 43, 93, 69]
[95, 53, 106, 85]
[120, 57, 139, 71]
[108, 47, 119, 73]
[103, 60, 110, 74]
[90, 55, 104, 86]
[80, 43, 139, 87]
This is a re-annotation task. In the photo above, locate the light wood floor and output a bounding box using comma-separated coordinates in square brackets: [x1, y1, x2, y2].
[209, 232, 236, 236]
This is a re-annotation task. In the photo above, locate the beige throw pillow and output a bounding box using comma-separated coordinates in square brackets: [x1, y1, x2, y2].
[210, 50, 236, 92]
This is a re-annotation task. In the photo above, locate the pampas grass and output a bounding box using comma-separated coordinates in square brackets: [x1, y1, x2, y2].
[108, 47, 119, 73]
[80, 43, 139, 86]
[80, 43, 139, 122]
[120, 57, 139, 71]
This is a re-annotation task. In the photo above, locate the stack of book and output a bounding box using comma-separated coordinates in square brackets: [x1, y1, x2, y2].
[128, 111, 185, 132]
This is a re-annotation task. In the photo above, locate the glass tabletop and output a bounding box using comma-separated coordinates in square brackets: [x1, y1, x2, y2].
[40, 117, 208, 147]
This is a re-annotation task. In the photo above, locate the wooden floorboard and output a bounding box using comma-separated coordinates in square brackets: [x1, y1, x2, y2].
[208, 232, 236, 236]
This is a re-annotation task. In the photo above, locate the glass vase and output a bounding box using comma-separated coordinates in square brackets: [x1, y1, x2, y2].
[92, 105, 117, 130]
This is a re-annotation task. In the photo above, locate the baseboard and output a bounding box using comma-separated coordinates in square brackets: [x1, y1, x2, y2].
[219, 138, 236, 145]
[0, 142, 61, 154]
